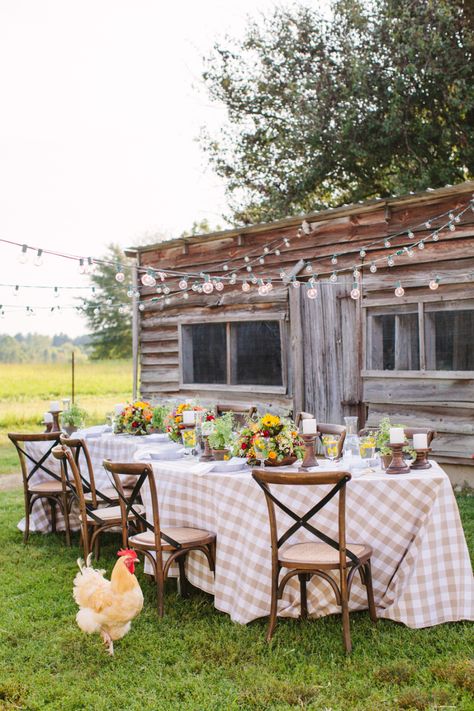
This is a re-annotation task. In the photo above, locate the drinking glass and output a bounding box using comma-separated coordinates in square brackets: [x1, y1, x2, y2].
[359, 435, 376, 461]
[322, 435, 340, 462]
[181, 428, 197, 457]
[253, 437, 269, 469]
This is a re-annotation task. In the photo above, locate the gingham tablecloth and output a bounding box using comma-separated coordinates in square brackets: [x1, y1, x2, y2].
[137, 458, 474, 629]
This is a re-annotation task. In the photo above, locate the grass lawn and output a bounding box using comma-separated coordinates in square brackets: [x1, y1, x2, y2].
[0, 361, 132, 474]
[0, 490, 472, 711]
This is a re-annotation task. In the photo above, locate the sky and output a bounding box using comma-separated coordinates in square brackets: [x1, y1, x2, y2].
[0, 0, 287, 337]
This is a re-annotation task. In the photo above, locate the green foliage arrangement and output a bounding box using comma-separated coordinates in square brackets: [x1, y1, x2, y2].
[61, 403, 87, 428]
[375, 416, 413, 457]
[151, 404, 169, 433]
[207, 412, 235, 451]
[201, 1, 474, 223]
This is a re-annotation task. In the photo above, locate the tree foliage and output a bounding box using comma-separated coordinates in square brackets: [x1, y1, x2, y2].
[81, 244, 133, 360]
[201, 0, 474, 223]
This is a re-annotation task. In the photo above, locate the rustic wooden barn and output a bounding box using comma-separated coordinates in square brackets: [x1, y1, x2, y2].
[126, 182, 474, 472]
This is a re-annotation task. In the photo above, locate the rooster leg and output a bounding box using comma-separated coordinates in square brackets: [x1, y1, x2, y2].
[100, 630, 114, 656]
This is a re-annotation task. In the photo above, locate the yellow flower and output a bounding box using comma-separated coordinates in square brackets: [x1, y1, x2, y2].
[261, 414, 280, 428]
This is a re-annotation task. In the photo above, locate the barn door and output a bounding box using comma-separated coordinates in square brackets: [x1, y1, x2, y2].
[300, 276, 363, 424]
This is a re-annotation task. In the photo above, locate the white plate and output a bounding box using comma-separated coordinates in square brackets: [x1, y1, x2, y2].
[147, 433, 170, 442]
[149, 449, 184, 461]
[211, 458, 248, 473]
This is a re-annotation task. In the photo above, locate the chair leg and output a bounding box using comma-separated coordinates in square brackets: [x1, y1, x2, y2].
[266, 567, 279, 642]
[299, 573, 308, 620]
[62, 494, 71, 547]
[155, 562, 165, 618]
[23, 493, 31, 544]
[121, 520, 128, 548]
[340, 566, 352, 654]
[94, 531, 101, 561]
[177, 554, 189, 599]
[50, 499, 57, 533]
[364, 561, 377, 624]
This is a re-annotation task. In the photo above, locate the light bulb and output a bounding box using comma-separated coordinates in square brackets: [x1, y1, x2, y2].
[147, 273, 157, 287]
[455, 214, 461, 223]
[86, 257, 94, 274]
[106, 298, 113, 306]
[18, 244, 28, 264]
[291, 279, 300, 288]
[274, 249, 280, 256]
[156, 286, 162, 294]
[78, 259, 86, 274]
[34, 249, 43, 267]
[258, 284, 267, 296]
[331, 255, 338, 265]
[307, 287, 318, 299]
[330, 272, 338, 283]
[191, 283, 197, 292]
[54, 287, 59, 298]
[369, 263, 377, 273]
[138, 303, 145, 311]
[425, 221, 431, 229]
[93, 307, 100, 315]
[263, 247, 269, 254]
[350, 284, 360, 300]
[302, 220, 311, 235]
[163, 286, 170, 295]
[13, 285, 19, 297]
[279, 271, 286, 279]
[244, 256, 250, 263]
[242, 281, 250, 292]
[165, 297, 171, 305]
[418, 242, 425, 250]
[406, 248, 414, 257]
[432, 232, 439, 242]
[359, 249, 366, 258]
[115, 271, 125, 283]
[179, 279, 188, 290]
[353, 269, 360, 279]
[141, 274, 151, 287]
[223, 264, 228, 271]
[305, 262, 312, 272]
[429, 277, 440, 290]
[215, 281, 224, 292]
[259, 257, 265, 265]
[202, 281, 214, 294]
[118, 306, 125, 314]
[384, 240, 391, 249]
[183, 292, 189, 300]
[127, 289, 134, 298]
[197, 286, 203, 293]
[387, 256, 395, 267]
[266, 281, 273, 291]
[407, 231, 414, 239]
[230, 274, 237, 284]
[395, 282, 405, 297]
[448, 212, 455, 221]
[283, 238, 290, 247]
[449, 223, 455, 232]
[246, 265, 252, 272]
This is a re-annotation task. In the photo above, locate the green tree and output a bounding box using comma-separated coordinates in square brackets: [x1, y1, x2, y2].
[81, 244, 133, 360]
[201, 0, 474, 223]
[180, 219, 223, 237]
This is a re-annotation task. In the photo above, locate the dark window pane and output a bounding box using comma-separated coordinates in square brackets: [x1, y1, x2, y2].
[182, 323, 226, 384]
[370, 312, 419, 370]
[231, 321, 282, 385]
[430, 310, 474, 370]
[382, 315, 395, 370]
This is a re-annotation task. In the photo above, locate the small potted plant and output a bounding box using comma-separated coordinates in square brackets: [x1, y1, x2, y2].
[61, 403, 86, 435]
[375, 416, 413, 468]
[208, 412, 234, 460]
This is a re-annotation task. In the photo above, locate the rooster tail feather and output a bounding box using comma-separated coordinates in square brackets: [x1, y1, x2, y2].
[76, 608, 101, 634]
[76, 552, 94, 573]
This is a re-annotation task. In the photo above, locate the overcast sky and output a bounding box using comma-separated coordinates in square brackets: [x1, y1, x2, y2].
[0, 0, 288, 336]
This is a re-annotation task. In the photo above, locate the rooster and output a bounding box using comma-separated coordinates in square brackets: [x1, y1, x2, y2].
[73, 549, 144, 655]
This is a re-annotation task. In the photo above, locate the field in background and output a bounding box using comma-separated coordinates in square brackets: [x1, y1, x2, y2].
[0, 360, 133, 474]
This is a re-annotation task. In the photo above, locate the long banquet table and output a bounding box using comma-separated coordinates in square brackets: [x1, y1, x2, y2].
[20, 431, 474, 629]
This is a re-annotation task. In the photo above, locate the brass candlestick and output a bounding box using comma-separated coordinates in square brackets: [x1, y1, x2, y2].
[385, 442, 411, 475]
[49, 410, 62, 433]
[410, 448, 432, 470]
[199, 436, 214, 462]
[299, 434, 319, 470]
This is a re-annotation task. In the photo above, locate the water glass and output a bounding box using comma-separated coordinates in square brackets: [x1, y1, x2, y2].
[182, 428, 197, 457]
[359, 435, 376, 460]
[322, 435, 340, 462]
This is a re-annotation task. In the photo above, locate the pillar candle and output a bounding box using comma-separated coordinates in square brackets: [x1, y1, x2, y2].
[50, 401, 60, 412]
[302, 418, 317, 434]
[389, 427, 405, 444]
[43, 412, 53, 423]
[413, 433, 428, 450]
[182, 410, 196, 425]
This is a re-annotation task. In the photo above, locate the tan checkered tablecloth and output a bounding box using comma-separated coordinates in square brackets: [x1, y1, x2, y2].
[137, 458, 474, 629]
[17, 435, 474, 629]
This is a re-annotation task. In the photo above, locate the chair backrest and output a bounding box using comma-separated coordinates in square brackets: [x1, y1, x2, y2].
[252, 469, 358, 569]
[404, 427, 436, 446]
[295, 411, 314, 428]
[102, 460, 188, 553]
[52, 445, 90, 524]
[215, 403, 257, 427]
[317, 423, 347, 459]
[59, 434, 99, 507]
[8, 431, 63, 493]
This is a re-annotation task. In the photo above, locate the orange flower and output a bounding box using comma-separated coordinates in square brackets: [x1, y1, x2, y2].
[268, 451, 277, 460]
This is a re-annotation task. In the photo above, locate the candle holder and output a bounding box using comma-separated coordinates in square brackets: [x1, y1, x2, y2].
[42, 420, 53, 434]
[410, 448, 432, 470]
[199, 436, 214, 462]
[299, 434, 319, 471]
[385, 442, 411, 475]
[49, 410, 62, 433]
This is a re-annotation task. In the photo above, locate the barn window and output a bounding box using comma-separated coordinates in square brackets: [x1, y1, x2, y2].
[366, 301, 474, 372]
[180, 320, 284, 387]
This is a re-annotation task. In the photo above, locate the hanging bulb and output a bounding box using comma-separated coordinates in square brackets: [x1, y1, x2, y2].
[429, 276, 440, 290]
[115, 264, 125, 282]
[418, 241, 425, 250]
[93, 307, 100, 315]
[448, 212, 455, 221]
[53, 287, 60, 298]
[246, 265, 252, 272]
[384, 240, 391, 249]
[138, 303, 145, 311]
[359, 249, 367, 258]
[13, 285, 19, 297]
[118, 306, 125, 315]
[202, 280, 214, 294]
[394, 281, 405, 297]
[449, 223, 455, 232]
[330, 272, 338, 283]
[350, 282, 361, 300]
[266, 280, 273, 291]
[291, 278, 300, 288]
[258, 257, 265, 265]
[229, 273, 237, 285]
[283, 238, 290, 247]
[432, 232, 439, 242]
[274, 249, 281, 256]
[279, 271, 286, 279]
[86, 257, 94, 274]
[263, 247, 269, 254]
[242, 280, 250, 292]
[127, 288, 134, 298]
[424, 221, 431, 229]
[407, 231, 414, 239]
[215, 280, 224, 292]
[244, 256, 250, 263]
[178, 278, 188, 290]
[258, 282, 267, 296]
[307, 287, 318, 299]
[163, 286, 170, 295]
[406, 247, 414, 257]
[331, 255, 338, 265]
[387, 256, 395, 267]
[183, 292, 189, 300]
[222, 264, 228, 271]
[197, 285, 203, 293]
[34, 249, 43, 267]
[305, 262, 313, 273]
[146, 271, 157, 287]
[141, 273, 151, 287]
[353, 269, 360, 279]
[106, 298, 113, 306]
[369, 263, 377, 273]
[78, 258, 86, 274]
[454, 214, 461, 223]
[156, 286, 162, 294]
[18, 244, 28, 264]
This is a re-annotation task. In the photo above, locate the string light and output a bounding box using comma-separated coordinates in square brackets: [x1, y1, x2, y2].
[331, 255, 338, 265]
[353, 269, 360, 279]
[407, 231, 414, 239]
[222, 264, 228, 271]
[291, 277, 300, 289]
[18, 244, 28, 264]
[330, 272, 338, 283]
[302, 220, 311, 235]
[449, 223, 456, 231]
[432, 232, 439, 242]
[244, 256, 250, 263]
[283, 238, 290, 247]
[13, 285, 19, 297]
[359, 249, 366, 258]
[274, 249, 281, 256]
[258, 257, 265, 265]
[178, 278, 188, 290]
[387, 256, 395, 267]
[394, 281, 405, 297]
[53, 287, 59, 298]
[138, 303, 145, 311]
[242, 280, 250, 292]
[384, 240, 391, 249]
[369, 263, 377, 273]
[183, 292, 189, 300]
[246, 265, 252, 272]
[418, 242, 425, 250]
[263, 247, 269, 254]
[34, 249, 43, 267]
[115, 265, 125, 282]
[350, 282, 361, 300]
[429, 276, 440, 290]
[305, 262, 313, 272]
[78, 259, 86, 274]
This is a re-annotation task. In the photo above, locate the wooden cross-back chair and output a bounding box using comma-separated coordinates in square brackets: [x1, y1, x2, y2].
[52, 445, 143, 559]
[252, 469, 377, 653]
[103, 460, 216, 617]
[215, 403, 257, 427]
[296, 413, 347, 459]
[59, 434, 134, 508]
[8, 432, 72, 545]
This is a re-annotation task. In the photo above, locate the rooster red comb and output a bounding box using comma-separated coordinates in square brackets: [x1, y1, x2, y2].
[117, 549, 138, 559]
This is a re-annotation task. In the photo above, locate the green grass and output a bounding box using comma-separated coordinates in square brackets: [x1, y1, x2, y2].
[0, 490, 472, 711]
[0, 361, 133, 474]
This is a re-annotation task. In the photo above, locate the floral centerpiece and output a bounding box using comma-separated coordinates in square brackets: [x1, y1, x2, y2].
[164, 403, 208, 442]
[114, 400, 154, 435]
[232, 413, 304, 466]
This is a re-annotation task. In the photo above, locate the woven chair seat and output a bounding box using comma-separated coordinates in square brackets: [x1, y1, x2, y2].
[129, 526, 215, 550]
[82, 504, 145, 524]
[279, 541, 372, 568]
[28, 480, 64, 494]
